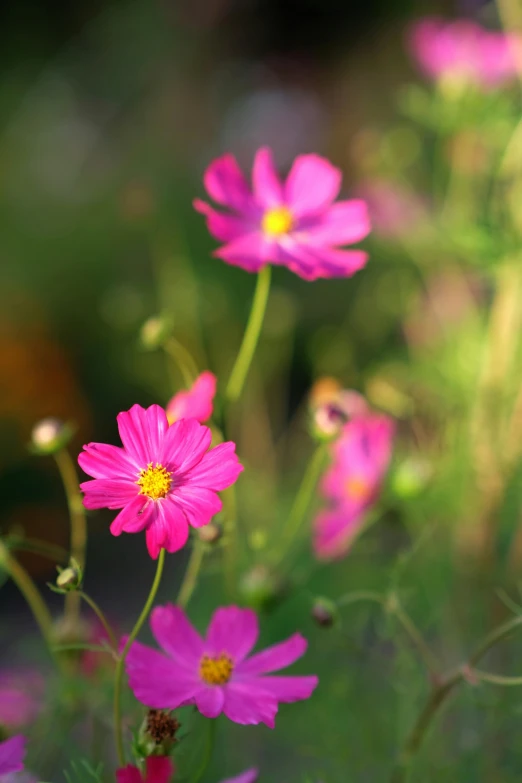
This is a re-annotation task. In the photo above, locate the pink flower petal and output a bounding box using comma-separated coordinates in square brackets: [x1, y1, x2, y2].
[110, 495, 150, 535]
[193, 199, 254, 243]
[194, 685, 225, 718]
[222, 681, 278, 728]
[78, 442, 138, 479]
[185, 441, 243, 491]
[252, 147, 284, 209]
[150, 604, 204, 666]
[313, 507, 364, 561]
[251, 675, 319, 703]
[280, 242, 369, 281]
[145, 756, 175, 783]
[117, 404, 167, 465]
[80, 478, 137, 510]
[0, 735, 26, 776]
[161, 418, 212, 475]
[285, 154, 342, 217]
[235, 633, 307, 676]
[206, 607, 258, 663]
[116, 766, 143, 783]
[302, 200, 371, 247]
[203, 153, 254, 212]
[145, 499, 190, 558]
[171, 486, 222, 528]
[220, 770, 259, 783]
[213, 232, 274, 273]
[166, 371, 217, 425]
[126, 640, 199, 709]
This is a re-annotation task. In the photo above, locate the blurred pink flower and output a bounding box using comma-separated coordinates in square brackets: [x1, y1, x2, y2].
[78, 404, 242, 558]
[408, 17, 521, 89]
[116, 758, 174, 783]
[0, 736, 25, 777]
[126, 604, 318, 728]
[0, 671, 44, 730]
[314, 414, 395, 560]
[356, 180, 429, 240]
[166, 372, 216, 425]
[220, 771, 258, 783]
[194, 147, 370, 280]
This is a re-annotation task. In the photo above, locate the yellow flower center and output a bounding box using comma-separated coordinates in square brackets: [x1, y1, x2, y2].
[199, 653, 234, 685]
[345, 476, 371, 502]
[262, 206, 294, 237]
[137, 463, 172, 500]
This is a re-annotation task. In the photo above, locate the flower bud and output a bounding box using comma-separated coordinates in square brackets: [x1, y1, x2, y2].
[311, 597, 338, 628]
[309, 378, 368, 441]
[135, 709, 180, 758]
[239, 565, 287, 611]
[197, 523, 221, 545]
[140, 316, 173, 350]
[30, 418, 73, 455]
[49, 558, 83, 594]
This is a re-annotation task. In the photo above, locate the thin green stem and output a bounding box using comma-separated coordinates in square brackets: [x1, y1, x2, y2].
[222, 485, 238, 597]
[78, 591, 118, 650]
[54, 448, 87, 624]
[471, 669, 522, 686]
[113, 548, 166, 766]
[164, 337, 199, 388]
[337, 590, 385, 608]
[53, 643, 115, 657]
[226, 265, 272, 402]
[177, 539, 205, 609]
[0, 541, 58, 666]
[390, 598, 440, 675]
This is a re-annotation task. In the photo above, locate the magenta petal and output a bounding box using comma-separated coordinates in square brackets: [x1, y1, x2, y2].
[214, 232, 274, 274]
[80, 478, 137, 510]
[303, 200, 371, 246]
[145, 757, 175, 783]
[166, 371, 217, 425]
[281, 242, 368, 280]
[285, 154, 342, 217]
[78, 442, 138, 479]
[0, 735, 26, 776]
[220, 770, 259, 783]
[145, 500, 189, 558]
[236, 633, 307, 676]
[203, 153, 254, 212]
[194, 685, 225, 718]
[161, 418, 212, 474]
[117, 404, 167, 465]
[150, 604, 204, 666]
[172, 486, 222, 528]
[206, 607, 258, 662]
[313, 507, 363, 561]
[126, 640, 199, 709]
[252, 674, 318, 703]
[222, 681, 278, 728]
[252, 147, 284, 208]
[193, 199, 254, 243]
[116, 765, 143, 783]
[110, 495, 149, 536]
[186, 442, 243, 491]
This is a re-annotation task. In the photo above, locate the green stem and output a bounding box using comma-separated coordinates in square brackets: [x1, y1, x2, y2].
[471, 669, 522, 686]
[337, 590, 385, 608]
[164, 337, 199, 388]
[191, 716, 217, 783]
[226, 265, 272, 402]
[274, 443, 328, 565]
[177, 539, 205, 609]
[0, 540, 58, 666]
[113, 548, 166, 766]
[78, 590, 118, 650]
[390, 597, 440, 675]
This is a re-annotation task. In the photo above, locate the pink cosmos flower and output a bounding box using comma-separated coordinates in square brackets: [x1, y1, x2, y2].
[194, 147, 371, 280]
[0, 736, 25, 778]
[0, 671, 45, 730]
[78, 404, 243, 558]
[166, 372, 217, 425]
[409, 17, 522, 90]
[314, 414, 395, 560]
[126, 604, 318, 728]
[116, 758, 173, 783]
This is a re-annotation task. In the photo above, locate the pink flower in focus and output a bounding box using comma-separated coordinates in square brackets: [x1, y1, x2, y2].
[409, 17, 521, 90]
[126, 604, 318, 728]
[220, 771, 258, 783]
[78, 404, 243, 558]
[0, 736, 25, 777]
[0, 671, 44, 730]
[314, 414, 395, 560]
[194, 147, 371, 280]
[116, 758, 174, 783]
[166, 372, 217, 425]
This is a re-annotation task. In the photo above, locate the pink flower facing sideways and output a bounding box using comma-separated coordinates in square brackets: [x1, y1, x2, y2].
[0, 736, 26, 779]
[79, 404, 242, 558]
[314, 413, 395, 560]
[409, 17, 522, 90]
[166, 372, 216, 425]
[126, 605, 318, 727]
[194, 147, 371, 280]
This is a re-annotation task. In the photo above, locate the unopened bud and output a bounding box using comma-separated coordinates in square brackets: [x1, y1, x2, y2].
[198, 523, 221, 545]
[140, 316, 173, 350]
[309, 379, 368, 441]
[311, 597, 338, 628]
[239, 565, 287, 611]
[135, 709, 180, 758]
[49, 558, 82, 594]
[30, 418, 73, 455]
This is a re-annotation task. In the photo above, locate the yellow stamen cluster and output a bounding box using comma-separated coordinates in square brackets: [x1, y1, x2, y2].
[262, 206, 294, 237]
[345, 476, 371, 502]
[137, 463, 172, 500]
[199, 653, 234, 685]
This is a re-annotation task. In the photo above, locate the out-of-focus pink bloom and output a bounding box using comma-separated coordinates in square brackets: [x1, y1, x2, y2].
[220, 771, 258, 783]
[78, 404, 243, 559]
[314, 414, 395, 560]
[356, 180, 429, 240]
[0, 736, 25, 777]
[0, 671, 44, 730]
[166, 372, 216, 425]
[126, 604, 318, 728]
[194, 147, 370, 281]
[408, 17, 522, 90]
[116, 758, 174, 783]
[309, 378, 369, 439]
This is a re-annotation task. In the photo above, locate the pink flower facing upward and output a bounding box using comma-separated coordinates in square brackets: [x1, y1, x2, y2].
[194, 147, 371, 281]
[126, 605, 318, 728]
[78, 404, 243, 558]
[409, 17, 522, 90]
[314, 414, 395, 560]
[116, 758, 174, 783]
[166, 372, 217, 425]
[0, 736, 26, 778]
